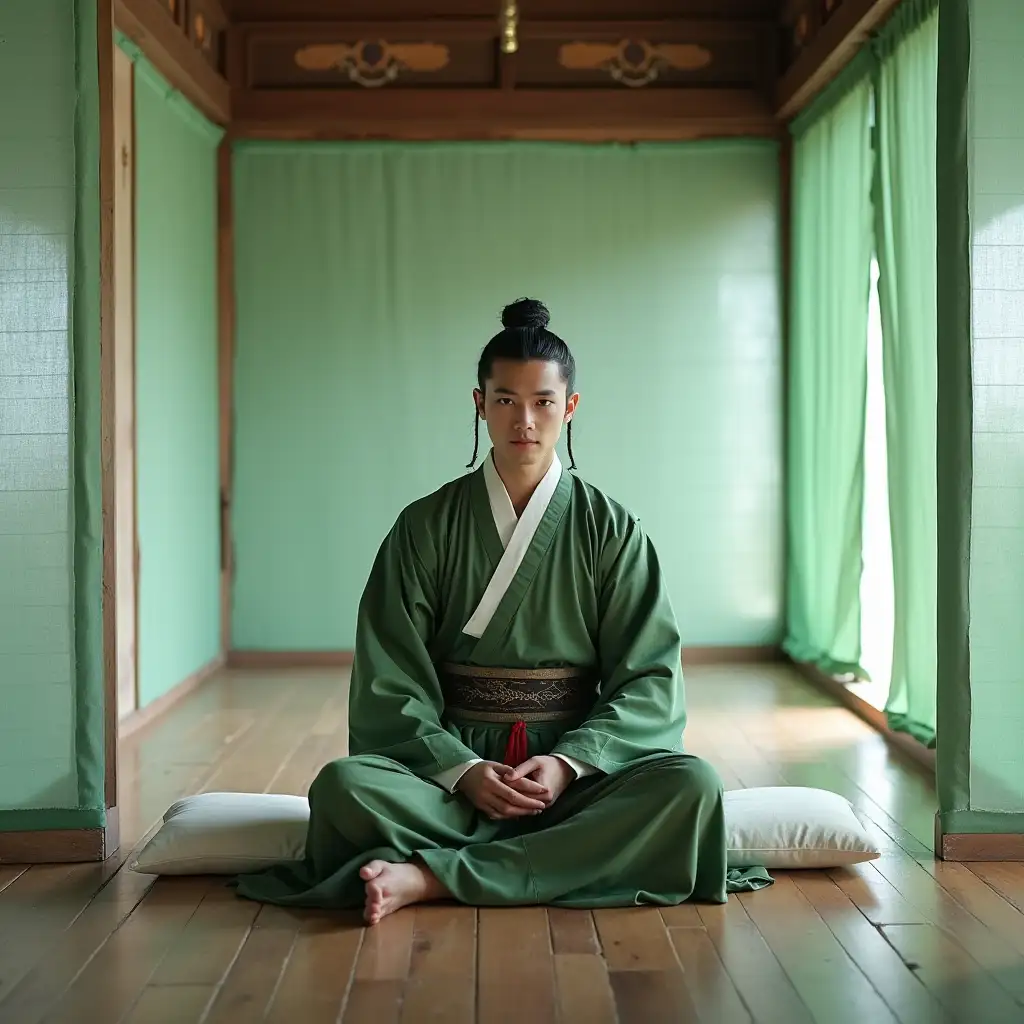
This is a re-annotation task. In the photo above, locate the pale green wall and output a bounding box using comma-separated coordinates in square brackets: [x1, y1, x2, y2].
[133, 56, 222, 706]
[0, 1, 78, 810]
[967, 0, 1024, 812]
[231, 141, 783, 651]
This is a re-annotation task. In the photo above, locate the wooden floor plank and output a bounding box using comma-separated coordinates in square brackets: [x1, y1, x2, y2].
[789, 870, 950, 1024]
[697, 898, 814, 1024]
[548, 908, 600, 953]
[593, 908, 678, 971]
[609, 969, 700, 1023]
[147, 883, 260, 985]
[264, 911, 364, 1024]
[828, 862, 931, 926]
[5, 664, 1024, 1024]
[478, 907, 556, 1024]
[122, 984, 214, 1024]
[554, 953, 616, 1024]
[35, 879, 217, 1024]
[0, 866, 28, 897]
[203, 905, 304, 1024]
[669, 925, 752, 1024]
[738, 874, 900, 1024]
[343, 980, 404, 1024]
[882, 924, 1024, 1024]
[0, 866, 157, 1020]
[660, 903, 703, 928]
[971, 863, 1024, 916]
[400, 906, 475, 1024]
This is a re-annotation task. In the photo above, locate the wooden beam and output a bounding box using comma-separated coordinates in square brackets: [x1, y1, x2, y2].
[775, 0, 902, 120]
[231, 88, 778, 142]
[114, 0, 231, 124]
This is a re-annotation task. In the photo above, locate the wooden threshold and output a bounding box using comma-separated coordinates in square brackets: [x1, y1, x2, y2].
[789, 658, 936, 778]
[0, 808, 119, 865]
[682, 645, 782, 667]
[227, 650, 355, 669]
[118, 656, 224, 738]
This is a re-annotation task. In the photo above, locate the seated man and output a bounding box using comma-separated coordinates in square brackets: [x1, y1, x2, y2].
[235, 298, 771, 924]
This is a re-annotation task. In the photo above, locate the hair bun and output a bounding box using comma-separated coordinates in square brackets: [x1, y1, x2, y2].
[501, 298, 550, 330]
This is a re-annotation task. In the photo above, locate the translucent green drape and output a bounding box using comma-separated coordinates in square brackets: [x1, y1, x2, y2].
[873, 0, 940, 746]
[784, 62, 875, 677]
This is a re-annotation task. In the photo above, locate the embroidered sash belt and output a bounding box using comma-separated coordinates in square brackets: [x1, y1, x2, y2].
[438, 663, 597, 725]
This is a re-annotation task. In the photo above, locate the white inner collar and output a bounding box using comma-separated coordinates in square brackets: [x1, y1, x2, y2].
[483, 450, 562, 550]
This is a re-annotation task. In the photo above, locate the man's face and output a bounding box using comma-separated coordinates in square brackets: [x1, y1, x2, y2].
[474, 359, 578, 469]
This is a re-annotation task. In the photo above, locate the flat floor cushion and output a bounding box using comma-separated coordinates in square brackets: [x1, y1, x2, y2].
[131, 785, 879, 876]
[725, 786, 880, 868]
[131, 792, 310, 875]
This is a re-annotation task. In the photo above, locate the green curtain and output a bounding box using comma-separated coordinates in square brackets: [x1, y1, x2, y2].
[872, 0, 940, 746]
[784, 59, 875, 677]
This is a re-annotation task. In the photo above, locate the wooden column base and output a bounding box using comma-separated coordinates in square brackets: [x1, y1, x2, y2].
[0, 807, 120, 865]
[936, 816, 1024, 861]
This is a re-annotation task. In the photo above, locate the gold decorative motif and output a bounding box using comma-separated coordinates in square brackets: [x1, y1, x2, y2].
[295, 41, 449, 87]
[194, 13, 207, 48]
[500, 0, 519, 55]
[558, 40, 711, 88]
[795, 14, 810, 45]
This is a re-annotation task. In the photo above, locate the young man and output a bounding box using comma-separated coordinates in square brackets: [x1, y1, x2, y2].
[235, 298, 771, 923]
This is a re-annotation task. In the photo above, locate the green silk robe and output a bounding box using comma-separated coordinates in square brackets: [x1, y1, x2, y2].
[234, 456, 772, 908]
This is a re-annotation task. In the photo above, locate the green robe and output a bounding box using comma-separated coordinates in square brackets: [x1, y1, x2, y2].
[234, 459, 772, 908]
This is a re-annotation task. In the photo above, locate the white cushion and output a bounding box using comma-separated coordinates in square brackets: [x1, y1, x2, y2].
[131, 792, 309, 875]
[131, 785, 880, 876]
[724, 786, 880, 869]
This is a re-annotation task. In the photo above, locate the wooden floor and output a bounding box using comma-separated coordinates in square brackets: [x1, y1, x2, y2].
[2, 664, 1024, 1023]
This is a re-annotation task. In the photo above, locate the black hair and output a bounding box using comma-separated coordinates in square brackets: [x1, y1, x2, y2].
[467, 298, 578, 470]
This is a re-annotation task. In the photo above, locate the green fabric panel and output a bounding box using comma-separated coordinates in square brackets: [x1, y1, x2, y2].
[940, 810, 1024, 834]
[934, 0, 973, 817]
[134, 54, 222, 706]
[0, 0, 99, 815]
[783, 77, 874, 679]
[872, 8, 939, 747]
[874, 0, 941, 56]
[965, 0, 1024, 816]
[789, 48, 876, 139]
[230, 141, 784, 650]
[72, 0, 106, 815]
[0, 807, 106, 833]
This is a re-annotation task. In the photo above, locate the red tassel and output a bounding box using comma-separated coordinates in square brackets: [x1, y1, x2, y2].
[503, 720, 528, 767]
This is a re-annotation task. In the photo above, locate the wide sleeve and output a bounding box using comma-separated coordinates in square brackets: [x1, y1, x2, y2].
[551, 516, 687, 774]
[347, 510, 479, 776]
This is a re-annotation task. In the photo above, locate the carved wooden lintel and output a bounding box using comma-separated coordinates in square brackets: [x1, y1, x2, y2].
[557, 40, 713, 88]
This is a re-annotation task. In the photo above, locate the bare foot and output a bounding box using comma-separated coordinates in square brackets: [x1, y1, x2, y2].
[359, 859, 448, 926]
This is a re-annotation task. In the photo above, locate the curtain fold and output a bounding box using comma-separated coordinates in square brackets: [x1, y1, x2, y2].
[784, 74, 875, 677]
[872, 6, 940, 746]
